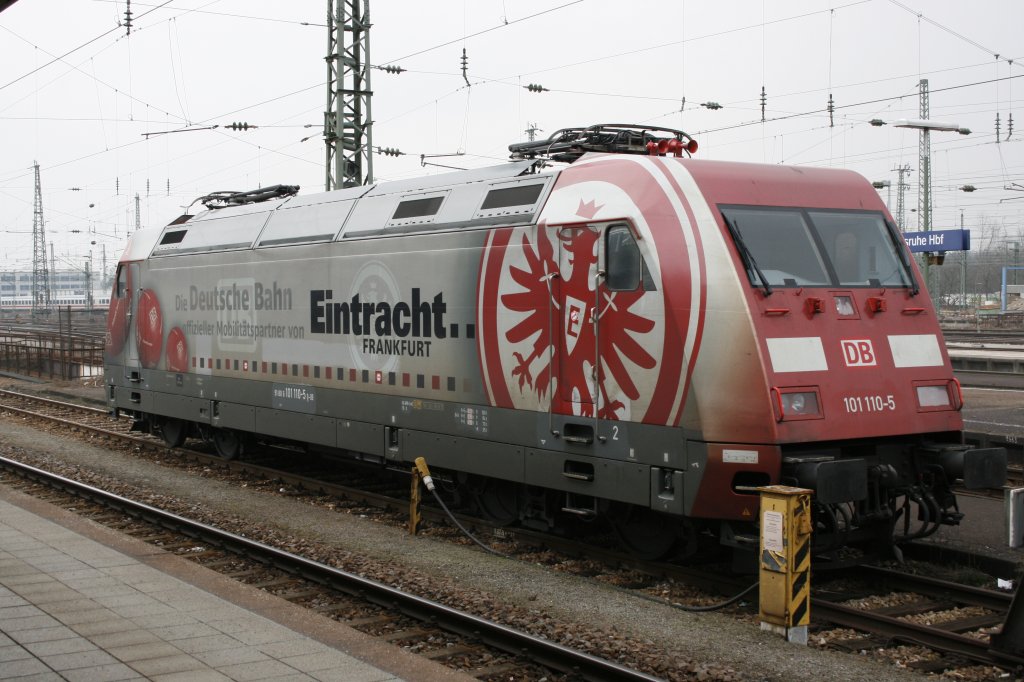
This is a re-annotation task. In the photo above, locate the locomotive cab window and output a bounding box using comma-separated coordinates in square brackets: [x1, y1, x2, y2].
[720, 206, 914, 290]
[115, 266, 128, 298]
[808, 210, 910, 287]
[606, 225, 654, 291]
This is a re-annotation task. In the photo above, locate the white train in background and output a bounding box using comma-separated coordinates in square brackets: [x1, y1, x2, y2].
[0, 293, 112, 311]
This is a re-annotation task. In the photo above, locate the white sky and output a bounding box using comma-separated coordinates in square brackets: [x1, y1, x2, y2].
[1, 0, 1022, 281]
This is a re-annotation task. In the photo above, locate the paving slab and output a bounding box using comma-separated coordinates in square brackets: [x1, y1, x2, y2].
[0, 489, 477, 682]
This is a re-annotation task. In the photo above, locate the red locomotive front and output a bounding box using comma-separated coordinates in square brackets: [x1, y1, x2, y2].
[673, 159, 1005, 552]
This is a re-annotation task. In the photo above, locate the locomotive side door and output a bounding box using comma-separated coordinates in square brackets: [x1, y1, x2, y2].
[554, 225, 598, 412]
[553, 222, 644, 439]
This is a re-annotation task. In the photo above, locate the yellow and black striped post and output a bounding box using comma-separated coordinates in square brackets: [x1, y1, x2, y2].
[757, 485, 812, 645]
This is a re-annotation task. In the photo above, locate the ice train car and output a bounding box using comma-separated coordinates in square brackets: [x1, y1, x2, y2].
[103, 125, 1005, 559]
[2, 294, 112, 311]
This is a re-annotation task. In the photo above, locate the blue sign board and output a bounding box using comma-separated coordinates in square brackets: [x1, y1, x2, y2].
[903, 229, 971, 253]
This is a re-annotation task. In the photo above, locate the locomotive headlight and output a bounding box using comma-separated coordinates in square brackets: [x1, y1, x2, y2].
[780, 391, 820, 417]
[916, 385, 951, 408]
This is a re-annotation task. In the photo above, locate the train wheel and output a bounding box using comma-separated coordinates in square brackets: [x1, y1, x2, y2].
[474, 479, 522, 526]
[610, 504, 677, 560]
[160, 419, 187, 449]
[212, 429, 243, 460]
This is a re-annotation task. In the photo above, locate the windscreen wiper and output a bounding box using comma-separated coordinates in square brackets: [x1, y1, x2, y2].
[884, 219, 919, 296]
[723, 215, 773, 296]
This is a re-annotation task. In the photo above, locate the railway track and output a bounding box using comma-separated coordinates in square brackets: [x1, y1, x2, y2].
[943, 330, 1024, 346]
[2, 387, 1023, 679]
[0, 455, 658, 682]
[813, 565, 1021, 673]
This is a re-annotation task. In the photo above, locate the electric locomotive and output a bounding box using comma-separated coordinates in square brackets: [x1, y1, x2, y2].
[103, 124, 1006, 560]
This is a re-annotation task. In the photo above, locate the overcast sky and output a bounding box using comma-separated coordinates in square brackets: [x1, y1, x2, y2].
[1, 0, 1021, 281]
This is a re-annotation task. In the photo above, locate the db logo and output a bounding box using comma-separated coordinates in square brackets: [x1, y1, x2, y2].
[841, 339, 877, 367]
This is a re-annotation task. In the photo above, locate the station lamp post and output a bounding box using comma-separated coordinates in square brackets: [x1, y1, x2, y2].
[871, 180, 892, 213]
[872, 99, 972, 311]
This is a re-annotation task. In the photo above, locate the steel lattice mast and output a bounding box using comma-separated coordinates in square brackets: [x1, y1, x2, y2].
[916, 79, 936, 303]
[893, 164, 912, 231]
[917, 79, 932, 234]
[325, 0, 373, 190]
[31, 161, 50, 313]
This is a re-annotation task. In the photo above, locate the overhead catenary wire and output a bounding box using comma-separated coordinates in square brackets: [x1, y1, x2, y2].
[7, 4, 1013, 144]
[1, 1, 1020, 254]
[396, 58, 1024, 140]
[0, 71, 1014, 201]
[0, 2, 322, 131]
[0, 79, 328, 187]
[0, 0, 175, 93]
[692, 74, 1024, 138]
[93, 0, 325, 28]
[503, 0, 872, 82]
[167, 18, 191, 125]
[0, 24, 188, 127]
[378, 0, 585, 67]
[889, 0, 1020, 71]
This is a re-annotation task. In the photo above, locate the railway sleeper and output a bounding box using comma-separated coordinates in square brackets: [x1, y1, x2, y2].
[250, 577, 303, 589]
[905, 657, 965, 673]
[381, 627, 434, 643]
[871, 599, 957, 617]
[467, 662, 529, 678]
[275, 588, 324, 601]
[827, 635, 888, 653]
[939, 613, 1004, 633]
[423, 644, 481, 660]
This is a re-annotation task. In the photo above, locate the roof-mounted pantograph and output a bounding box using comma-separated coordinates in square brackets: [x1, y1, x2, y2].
[508, 124, 698, 164]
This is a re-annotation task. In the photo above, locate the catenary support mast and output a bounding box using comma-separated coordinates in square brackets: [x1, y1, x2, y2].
[917, 79, 935, 301]
[325, 0, 373, 190]
[917, 79, 932, 236]
[31, 161, 50, 313]
[893, 164, 912, 231]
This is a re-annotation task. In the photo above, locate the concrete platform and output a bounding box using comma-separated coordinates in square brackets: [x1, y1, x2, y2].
[0, 488, 473, 682]
[948, 345, 1024, 371]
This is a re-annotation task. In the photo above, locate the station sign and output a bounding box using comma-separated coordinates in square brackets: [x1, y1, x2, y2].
[902, 229, 970, 253]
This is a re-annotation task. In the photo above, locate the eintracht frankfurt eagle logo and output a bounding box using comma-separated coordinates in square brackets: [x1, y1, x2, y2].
[477, 156, 707, 426]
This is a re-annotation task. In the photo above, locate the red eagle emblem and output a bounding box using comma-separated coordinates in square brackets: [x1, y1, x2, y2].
[499, 222, 655, 420]
[478, 157, 706, 426]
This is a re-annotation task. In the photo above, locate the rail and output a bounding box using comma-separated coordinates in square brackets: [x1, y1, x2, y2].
[0, 455, 663, 682]
[815, 564, 1023, 669]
